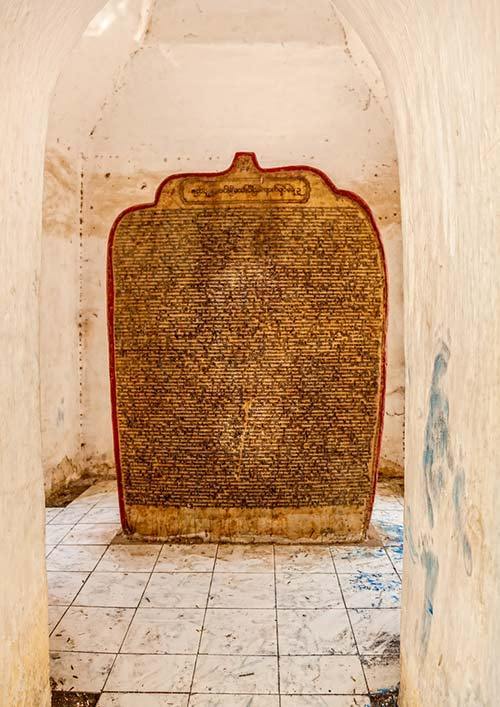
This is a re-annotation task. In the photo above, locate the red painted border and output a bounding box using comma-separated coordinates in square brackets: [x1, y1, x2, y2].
[107, 152, 388, 535]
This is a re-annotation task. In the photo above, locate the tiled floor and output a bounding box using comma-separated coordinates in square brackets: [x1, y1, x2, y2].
[47, 481, 403, 706]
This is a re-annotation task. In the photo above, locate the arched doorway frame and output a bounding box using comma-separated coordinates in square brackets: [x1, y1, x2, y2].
[0, 1, 496, 705]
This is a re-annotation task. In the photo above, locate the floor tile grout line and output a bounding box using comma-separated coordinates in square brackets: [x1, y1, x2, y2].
[47, 518, 106, 638]
[53, 687, 372, 697]
[48, 557, 108, 639]
[52, 648, 397, 659]
[383, 545, 403, 580]
[64, 551, 110, 609]
[329, 546, 371, 696]
[51, 648, 374, 660]
[48, 486, 402, 700]
[46, 520, 78, 546]
[99, 536, 164, 693]
[186, 543, 219, 705]
[49, 603, 402, 612]
[272, 544, 282, 705]
[46, 508, 64, 525]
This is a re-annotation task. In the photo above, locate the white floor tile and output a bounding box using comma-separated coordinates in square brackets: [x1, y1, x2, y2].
[50, 651, 115, 692]
[74, 571, 150, 608]
[200, 608, 277, 655]
[82, 506, 122, 524]
[155, 544, 217, 573]
[92, 494, 120, 508]
[276, 573, 343, 609]
[209, 573, 275, 609]
[55, 504, 92, 524]
[361, 654, 400, 693]
[105, 654, 195, 692]
[142, 572, 211, 609]
[76, 482, 118, 503]
[96, 544, 161, 572]
[68, 491, 99, 504]
[98, 695, 188, 707]
[62, 523, 121, 545]
[46, 508, 63, 523]
[46, 545, 106, 572]
[274, 546, 334, 574]
[46, 484, 402, 704]
[349, 609, 400, 655]
[281, 697, 370, 706]
[331, 547, 394, 575]
[192, 655, 278, 694]
[50, 606, 134, 653]
[48, 605, 68, 633]
[279, 655, 366, 695]
[215, 544, 274, 573]
[339, 574, 401, 609]
[121, 608, 204, 654]
[278, 609, 356, 655]
[47, 571, 89, 605]
[385, 545, 403, 574]
[189, 696, 279, 706]
[46, 524, 73, 545]
[371, 518, 404, 545]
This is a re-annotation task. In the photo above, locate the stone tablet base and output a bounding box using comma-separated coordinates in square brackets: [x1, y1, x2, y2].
[123, 504, 370, 544]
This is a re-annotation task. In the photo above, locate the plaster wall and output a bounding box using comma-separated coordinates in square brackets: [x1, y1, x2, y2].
[335, 0, 499, 703]
[41, 0, 405, 491]
[0, 3, 104, 703]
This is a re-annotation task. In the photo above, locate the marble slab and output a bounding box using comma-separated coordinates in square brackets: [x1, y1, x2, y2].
[192, 655, 278, 694]
[209, 573, 275, 609]
[50, 606, 134, 653]
[274, 546, 334, 573]
[200, 608, 277, 655]
[155, 544, 217, 572]
[141, 572, 211, 609]
[105, 654, 195, 692]
[279, 655, 367, 695]
[74, 571, 149, 608]
[121, 608, 204, 654]
[96, 544, 162, 572]
[278, 608, 356, 655]
[50, 651, 115, 692]
[276, 573, 343, 609]
[349, 608, 401, 655]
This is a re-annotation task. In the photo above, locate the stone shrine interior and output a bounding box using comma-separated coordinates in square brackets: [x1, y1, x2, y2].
[2, 0, 496, 706]
[40, 3, 404, 703]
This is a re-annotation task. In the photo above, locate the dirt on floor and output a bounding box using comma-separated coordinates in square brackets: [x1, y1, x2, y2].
[45, 480, 95, 507]
[51, 692, 99, 707]
[51, 690, 399, 706]
[371, 689, 400, 706]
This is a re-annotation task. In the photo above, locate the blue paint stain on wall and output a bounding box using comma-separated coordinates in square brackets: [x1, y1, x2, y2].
[422, 342, 451, 527]
[404, 507, 419, 563]
[419, 342, 475, 655]
[421, 549, 439, 652]
[452, 468, 473, 576]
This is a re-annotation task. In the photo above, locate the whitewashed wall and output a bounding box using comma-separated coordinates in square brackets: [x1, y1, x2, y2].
[41, 0, 404, 491]
[0, 3, 104, 703]
[334, 0, 499, 703]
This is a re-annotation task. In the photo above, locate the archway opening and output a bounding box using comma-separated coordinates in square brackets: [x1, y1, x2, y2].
[41, 0, 404, 701]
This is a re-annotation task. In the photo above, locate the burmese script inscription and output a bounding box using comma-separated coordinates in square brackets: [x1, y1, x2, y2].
[108, 153, 386, 541]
